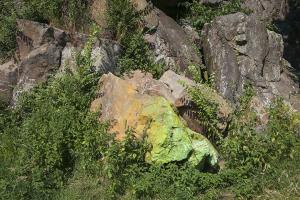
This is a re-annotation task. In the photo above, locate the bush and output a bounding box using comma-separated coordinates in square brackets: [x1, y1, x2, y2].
[0, 0, 92, 61]
[20, 0, 91, 29]
[0, 0, 17, 61]
[0, 30, 111, 199]
[184, 0, 248, 31]
[106, 0, 140, 41]
[118, 32, 164, 78]
[106, 0, 164, 78]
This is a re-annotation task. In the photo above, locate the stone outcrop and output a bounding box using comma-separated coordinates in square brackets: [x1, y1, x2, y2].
[135, 0, 203, 75]
[60, 38, 120, 74]
[0, 19, 120, 104]
[91, 71, 219, 167]
[202, 12, 300, 110]
[90, 0, 203, 76]
[16, 19, 67, 60]
[242, 0, 288, 22]
[142, 6, 202, 76]
[13, 43, 62, 101]
[0, 61, 18, 104]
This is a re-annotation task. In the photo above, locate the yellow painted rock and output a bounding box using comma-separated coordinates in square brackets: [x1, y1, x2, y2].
[92, 72, 218, 167]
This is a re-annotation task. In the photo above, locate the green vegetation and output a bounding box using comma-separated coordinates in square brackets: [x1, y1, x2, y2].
[1, 37, 299, 198]
[0, 0, 91, 61]
[184, 0, 248, 31]
[0, 1, 299, 199]
[0, 30, 111, 199]
[0, 0, 17, 61]
[106, 0, 164, 77]
[20, 0, 91, 29]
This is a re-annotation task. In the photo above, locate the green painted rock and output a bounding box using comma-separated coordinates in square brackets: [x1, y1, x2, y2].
[141, 97, 218, 167]
[92, 72, 218, 168]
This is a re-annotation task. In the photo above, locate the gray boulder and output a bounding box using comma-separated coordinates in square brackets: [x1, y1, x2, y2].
[202, 12, 299, 110]
[242, 0, 288, 22]
[143, 7, 202, 76]
[16, 19, 67, 60]
[13, 43, 62, 102]
[1, 19, 121, 105]
[0, 61, 18, 104]
[60, 38, 121, 74]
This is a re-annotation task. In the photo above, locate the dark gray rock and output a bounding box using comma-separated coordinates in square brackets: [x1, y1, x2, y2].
[16, 19, 67, 60]
[242, 0, 288, 22]
[0, 19, 121, 105]
[12, 43, 62, 102]
[202, 12, 299, 110]
[0, 61, 18, 104]
[143, 7, 202, 77]
[60, 38, 121, 74]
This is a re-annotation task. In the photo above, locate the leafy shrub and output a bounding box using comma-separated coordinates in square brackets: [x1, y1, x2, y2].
[106, 0, 140, 41]
[20, 0, 91, 30]
[106, 0, 164, 78]
[0, 0, 92, 60]
[0, 30, 111, 199]
[118, 32, 164, 78]
[187, 83, 221, 141]
[0, 0, 17, 61]
[184, 0, 248, 31]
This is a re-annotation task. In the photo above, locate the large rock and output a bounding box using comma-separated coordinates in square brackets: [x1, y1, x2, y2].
[91, 71, 218, 167]
[1, 19, 121, 105]
[242, 0, 288, 22]
[16, 19, 67, 60]
[159, 70, 196, 106]
[91, 0, 203, 76]
[0, 61, 18, 104]
[12, 43, 62, 101]
[202, 12, 300, 110]
[60, 38, 121, 74]
[143, 6, 203, 76]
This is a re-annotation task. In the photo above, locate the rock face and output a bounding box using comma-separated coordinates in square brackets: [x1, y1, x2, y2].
[6, 19, 67, 102]
[90, 0, 202, 75]
[202, 12, 300, 110]
[16, 19, 67, 60]
[13, 43, 62, 100]
[134, 0, 203, 75]
[0, 61, 18, 104]
[143, 6, 202, 76]
[242, 0, 288, 22]
[91, 71, 219, 167]
[0, 19, 120, 104]
[60, 38, 120, 74]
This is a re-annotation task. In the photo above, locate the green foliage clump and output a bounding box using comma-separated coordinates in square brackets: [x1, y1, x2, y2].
[106, 0, 164, 78]
[0, 0, 91, 61]
[20, 0, 91, 30]
[0, 0, 17, 61]
[118, 32, 164, 78]
[0, 31, 111, 199]
[106, 0, 140, 41]
[187, 85, 221, 141]
[185, 0, 248, 31]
